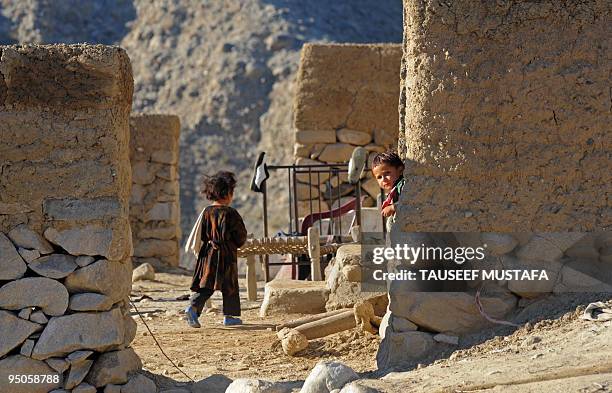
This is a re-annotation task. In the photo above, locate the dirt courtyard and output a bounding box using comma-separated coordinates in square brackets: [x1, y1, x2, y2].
[129, 269, 380, 386]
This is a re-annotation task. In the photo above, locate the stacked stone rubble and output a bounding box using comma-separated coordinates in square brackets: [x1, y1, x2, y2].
[129, 114, 181, 267]
[379, 1, 612, 370]
[0, 45, 149, 392]
[293, 43, 402, 217]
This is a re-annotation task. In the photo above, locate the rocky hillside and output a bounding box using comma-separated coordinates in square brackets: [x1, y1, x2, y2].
[0, 0, 403, 255]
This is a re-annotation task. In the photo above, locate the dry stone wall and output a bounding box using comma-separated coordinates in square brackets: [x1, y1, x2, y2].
[379, 1, 612, 370]
[129, 114, 181, 267]
[293, 43, 402, 217]
[0, 44, 143, 392]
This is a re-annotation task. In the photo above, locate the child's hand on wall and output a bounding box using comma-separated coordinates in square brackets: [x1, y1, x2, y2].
[382, 204, 396, 217]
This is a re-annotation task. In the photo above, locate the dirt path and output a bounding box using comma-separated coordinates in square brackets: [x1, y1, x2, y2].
[129, 270, 380, 386]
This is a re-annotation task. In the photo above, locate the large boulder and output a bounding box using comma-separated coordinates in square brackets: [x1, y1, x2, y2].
[85, 348, 142, 387]
[301, 361, 358, 393]
[376, 331, 435, 369]
[0, 310, 42, 357]
[389, 291, 517, 334]
[0, 232, 27, 280]
[260, 280, 329, 317]
[69, 293, 115, 312]
[31, 308, 125, 360]
[0, 277, 69, 316]
[0, 355, 62, 393]
[64, 259, 132, 303]
[191, 374, 233, 393]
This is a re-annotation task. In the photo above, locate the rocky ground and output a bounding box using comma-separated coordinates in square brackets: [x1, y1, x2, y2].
[129, 266, 612, 392]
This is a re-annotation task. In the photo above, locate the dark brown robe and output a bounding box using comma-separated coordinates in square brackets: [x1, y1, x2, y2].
[190, 205, 247, 295]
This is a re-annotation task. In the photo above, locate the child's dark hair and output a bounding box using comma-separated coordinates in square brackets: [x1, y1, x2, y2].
[200, 171, 237, 201]
[372, 151, 404, 169]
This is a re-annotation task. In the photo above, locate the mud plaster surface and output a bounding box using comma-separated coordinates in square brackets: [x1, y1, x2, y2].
[397, 0, 611, 232]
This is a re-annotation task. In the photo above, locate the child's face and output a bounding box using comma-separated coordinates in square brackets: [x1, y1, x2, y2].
[372, 163, 403, 191]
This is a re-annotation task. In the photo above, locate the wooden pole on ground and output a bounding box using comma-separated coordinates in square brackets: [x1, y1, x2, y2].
[275, 308, 350, 331]
[308, 226, 321, 281]
[246, 254, 257, 301]
[293, 309, 356, 339]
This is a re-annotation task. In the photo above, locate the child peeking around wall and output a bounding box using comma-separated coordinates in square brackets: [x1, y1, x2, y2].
[184, 171, 247, 328]
[371, 151, 405, 223]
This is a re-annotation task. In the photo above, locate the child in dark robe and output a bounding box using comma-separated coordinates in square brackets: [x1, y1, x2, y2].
[184, 171, 247, 328]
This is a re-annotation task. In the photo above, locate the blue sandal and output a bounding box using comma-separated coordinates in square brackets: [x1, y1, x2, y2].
[185, 306, 201, 328]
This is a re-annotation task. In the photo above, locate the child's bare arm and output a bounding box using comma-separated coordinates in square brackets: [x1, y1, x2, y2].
[382, 204, 396, 217]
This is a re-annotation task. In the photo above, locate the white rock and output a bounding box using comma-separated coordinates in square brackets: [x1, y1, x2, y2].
[30, 311, 49, 324]
[31, 308, 125, 360]
[0, 277, 69, 316]
[378, 311, 391, 339]
[65, 360, 94, 389]
[18, 247, 41, 262]
[69, 293, 115, 312]
[120, 373, 157, 393]
[301, 361, 359, 393]
[8, 225, 54, 254]
[0, 232, 27, 280]
[76, 256, 96, 267]
[133, 263, 156, 282]
[86, 348, 142, 387]
[20, 339, 35, 357]
[73, 383, 97, 393]
[0, 355, 61, 393]
[226, 378, 288, 393]
[64, 259, 132, 303]
[44, 225, 113, 258]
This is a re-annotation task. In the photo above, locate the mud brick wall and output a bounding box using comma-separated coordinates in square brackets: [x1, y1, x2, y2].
[293, 43, 402, 217]
[0, 45, 142, 392]
[396, 0, 611, 233]
[379, 1, 612, 370]
[129, 114, 181, 267]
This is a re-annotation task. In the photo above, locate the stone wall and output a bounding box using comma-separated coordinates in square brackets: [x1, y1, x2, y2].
[0, 45, 143, 392]
[379, 1, 612, 370]
[293, 43, 402, 217]
[129, 114, 181, 267]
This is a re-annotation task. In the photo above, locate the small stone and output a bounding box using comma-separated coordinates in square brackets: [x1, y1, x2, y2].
[133, 263, 156, 282]
[75, 256, 95, 267]
[18, 307, 33, 320]
[67, 350, 93, 365]
[30, 311, 49, 324]
[433, 333, 459, 345]
[0, 232, 27, 280]
[65, 360, 94, 389]
[7, 225, 54, 254]
[46, 358, 70, 373]
[29, 254, 78, 279]
[20, 339, 35, 357]
[72, 382, 97, 393]
[69, 293, 115, 312]
[18, 247, 40, 263]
